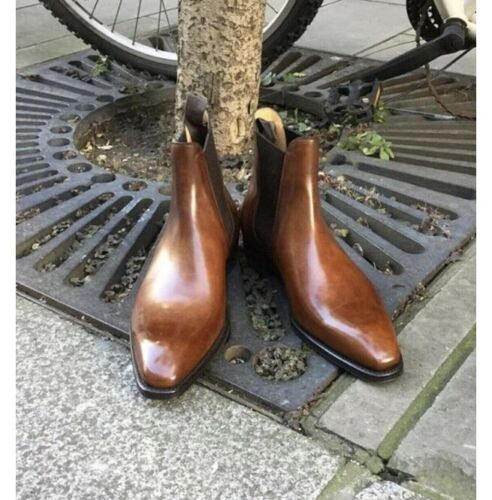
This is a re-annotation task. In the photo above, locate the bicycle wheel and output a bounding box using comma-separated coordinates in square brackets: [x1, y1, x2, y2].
[40, 0, 323, 77]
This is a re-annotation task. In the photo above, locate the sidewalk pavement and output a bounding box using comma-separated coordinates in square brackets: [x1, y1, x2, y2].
[16, 0, 475, 75]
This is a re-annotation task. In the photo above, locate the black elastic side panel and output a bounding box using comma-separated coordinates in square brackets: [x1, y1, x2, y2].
[285, 127, 301, 144]
[254, 130, 285, 247]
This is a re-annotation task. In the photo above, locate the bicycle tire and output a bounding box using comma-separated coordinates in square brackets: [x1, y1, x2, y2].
[39, 0, 323, 77]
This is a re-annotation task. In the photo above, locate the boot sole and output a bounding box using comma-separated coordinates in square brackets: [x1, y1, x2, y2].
[291, 318, 403, 382]
[243, 244, 403, 382]
[130, 320, 231, 400]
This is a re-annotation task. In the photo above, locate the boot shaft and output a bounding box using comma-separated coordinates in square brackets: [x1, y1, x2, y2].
[170, 95, 238, 249]
[242, 120, 321, 255]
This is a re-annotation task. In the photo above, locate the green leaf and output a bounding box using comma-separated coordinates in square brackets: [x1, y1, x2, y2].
[92, 55, 111, 76]
[261, 71, 275, 87]
[282, 72, 306, 83]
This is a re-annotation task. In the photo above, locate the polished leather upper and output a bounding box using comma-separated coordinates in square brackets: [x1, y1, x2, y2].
[241, 126, 401, 372]
[131, 99, 238, 390]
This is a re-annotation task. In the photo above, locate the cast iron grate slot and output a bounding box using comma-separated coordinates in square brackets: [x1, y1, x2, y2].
[16, 162, 53, 176]
[35, 196, 133, 273]
[67, 199, 153, 287]
[17, 112, 52, 121]
[16, 141, 39, 149]
[341, 174, 458, 221]
[15, 49, 475, 414]
[16, 185, 91, 226]
[16, 169, 58, 186]
[26, 76, 96, 97]
[17, 193, 114, 258]
[238, 251, 286, 342]
[17, 87, 78, 104]
[17, 135, 40, 142]
[16, 104, 61, 115]
[102, 201, 169, 303]
[322, 207, 404, 275]
[16, 176, 68, 200]
[323, 190, 426, 254]
[50, 65, 113, 90]
[16, 96, 68, 110]
[356, 163, 476, 200]
[16, 121, 47, 127]
[17, 128, 42, 134]
[17, 148, 41, 157]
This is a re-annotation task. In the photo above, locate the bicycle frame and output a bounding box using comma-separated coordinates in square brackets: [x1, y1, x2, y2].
[436, 0, 476, 40]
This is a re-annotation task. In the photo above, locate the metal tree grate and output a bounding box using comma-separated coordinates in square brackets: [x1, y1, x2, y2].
[16, 49, 475, 414]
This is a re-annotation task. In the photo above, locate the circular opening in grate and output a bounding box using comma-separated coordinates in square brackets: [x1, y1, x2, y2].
[53, 150, 77, 160]
[253, 345, 307, 382]
[146, 81, 165, 90]
[50, 126, 72, 134]
[76, 103, 96, 112]
[96, 95, 114, 103]
[68, 163, 92, 173]
[123, 180, 147, 191]
[48, 138, 70, 147]
[92, 173, 116, 183]
[224, 345, 252, 365]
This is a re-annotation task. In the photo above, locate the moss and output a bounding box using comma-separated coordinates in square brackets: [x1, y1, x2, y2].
[377, 325, 476, 460]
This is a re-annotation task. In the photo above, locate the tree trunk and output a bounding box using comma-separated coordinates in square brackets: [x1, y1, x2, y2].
[175, 0, 266, 158]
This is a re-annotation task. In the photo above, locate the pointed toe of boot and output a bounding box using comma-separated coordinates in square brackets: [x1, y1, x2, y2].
[131, 328, 221, 399]
[132, 336, 182, 392]
[343, 323, 403, 381]
[292, 311, 403, 382]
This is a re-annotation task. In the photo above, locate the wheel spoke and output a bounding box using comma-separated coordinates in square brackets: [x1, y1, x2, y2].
[161, 0, 173, 32]
[155, 0, 163, 50]
[89, 0, 100, 20]
[267, 1, 278, 14]
[112, 0, 124, 32]
[132, 0, 143, 45]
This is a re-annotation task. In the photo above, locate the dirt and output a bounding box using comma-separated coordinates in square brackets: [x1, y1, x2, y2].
[238, 252, 285, 342]
[16, 186, 90, 226]
[319, 173, 451, 237]
[80, 102, 175, 183]
[102, 249, 147, 303]
[254, 345, 307, 382]
[39, 202, 124, 273]
[69, 212, 142, 287]
[78, 102, 333, 187]
[18, 193, 113, 258]
[17, 177, 66, 201]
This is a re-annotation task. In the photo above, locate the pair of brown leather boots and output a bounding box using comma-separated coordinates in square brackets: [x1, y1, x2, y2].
[131, 95, 402, 399]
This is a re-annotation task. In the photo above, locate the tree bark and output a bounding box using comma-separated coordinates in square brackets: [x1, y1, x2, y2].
[175, 0, 266, 157]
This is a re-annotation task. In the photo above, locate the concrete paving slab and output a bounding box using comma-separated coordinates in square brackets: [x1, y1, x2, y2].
[16, 297, 341, 500]
[364, 0, 406, 6]
[16, 36, 88, 69]
[355, 481, 425, 499]
[317, 248, 475, 453]
[390, 352, 476, 499]
[296, 0, 411, 56]
[17, 0, 39, 9]
[16, 4, 75, 49]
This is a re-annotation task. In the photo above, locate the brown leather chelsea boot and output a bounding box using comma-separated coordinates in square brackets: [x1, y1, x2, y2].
[131, 95, 239, 398]
[241, 108, 403, 382]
